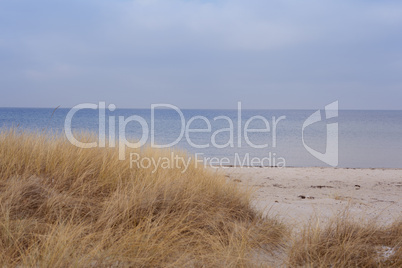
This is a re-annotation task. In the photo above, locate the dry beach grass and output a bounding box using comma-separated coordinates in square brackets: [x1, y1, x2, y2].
[0, 129, 400, 267]
[0, 129, 285, 267]
[287, 211, 402, 267]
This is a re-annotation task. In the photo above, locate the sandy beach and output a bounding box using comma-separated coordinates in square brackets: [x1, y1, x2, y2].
[218, 167, 402, 225]
[1, 130, 401, 266]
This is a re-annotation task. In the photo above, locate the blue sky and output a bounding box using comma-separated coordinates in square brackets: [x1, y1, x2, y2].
[1, 0, 401, 109]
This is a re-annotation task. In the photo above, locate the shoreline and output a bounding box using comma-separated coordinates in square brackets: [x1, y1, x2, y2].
[212, 165, 402, 170]
[216, 166, 402, 225]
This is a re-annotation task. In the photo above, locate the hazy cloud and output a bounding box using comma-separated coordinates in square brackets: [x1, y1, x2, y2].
[1, 0, 401, 109]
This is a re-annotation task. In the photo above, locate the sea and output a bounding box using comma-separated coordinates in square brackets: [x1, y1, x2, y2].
[1, 107, 401, 168]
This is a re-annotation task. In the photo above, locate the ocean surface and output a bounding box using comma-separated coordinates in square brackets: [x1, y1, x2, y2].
[1, 107, 401, 168]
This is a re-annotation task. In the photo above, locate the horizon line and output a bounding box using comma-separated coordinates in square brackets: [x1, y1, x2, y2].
[0, 106, 401, 111]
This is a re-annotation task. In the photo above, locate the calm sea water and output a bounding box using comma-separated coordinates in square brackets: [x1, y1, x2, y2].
[1, 107, 401, 168]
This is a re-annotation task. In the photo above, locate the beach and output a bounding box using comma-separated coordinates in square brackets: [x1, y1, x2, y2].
[219, 167, 402, 225]
[0, 130, 401, 266]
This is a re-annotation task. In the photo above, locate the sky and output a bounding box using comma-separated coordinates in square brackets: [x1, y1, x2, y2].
[0, 0, 401, 109]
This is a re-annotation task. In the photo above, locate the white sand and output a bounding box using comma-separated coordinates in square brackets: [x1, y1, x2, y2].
[215, 167, 402, 225]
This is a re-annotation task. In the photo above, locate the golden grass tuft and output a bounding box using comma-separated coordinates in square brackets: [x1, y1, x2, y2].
[0, 129, 286, 267]
[287, 210, 402, 267]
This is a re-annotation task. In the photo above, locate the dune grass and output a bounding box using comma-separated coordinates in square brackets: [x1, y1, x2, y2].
[0, 129, 401, 267]
[0, 129, 286, 267]
[287, 211, 402, 267]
